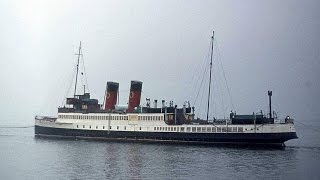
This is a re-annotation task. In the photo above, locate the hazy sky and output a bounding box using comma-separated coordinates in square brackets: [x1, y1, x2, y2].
[0, 0, 319, 126]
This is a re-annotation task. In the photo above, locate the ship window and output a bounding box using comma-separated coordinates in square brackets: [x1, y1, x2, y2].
[124, 126, 126, 130]
[197, 127, 201, 132]
[227, 127, 232, 132]
[202, 127, 206, 132]
[232, 127, 237, 132]
[83, 125, 85, 128]
[212, 127, 216, 132]
[181, 127, 185, 132]
[103, 126, 105, 129]
[174, 127, 176, 131]
[154, 127, 156, 131]
[117, 126, 119, 130]
[207, 127, 211, 132]
[138, 116, 141, 120]
[238, 127, 243, 132]
[96, 126, 98, 129]
[77, 125, 78, 128]
[157, 127, 159, 131]
[110, 126, 112, 129]
[89, 125, 91, 129]
[192, 127, 196, 132]
[160, 127, 162, 130]
[222, 127, 227, 132]
[140, 127, 141, 130]
[217, 127, 221, 132]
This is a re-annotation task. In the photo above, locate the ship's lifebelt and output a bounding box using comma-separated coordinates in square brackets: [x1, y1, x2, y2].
[106, 92, 110, 99]
[130, 92, 134, 98]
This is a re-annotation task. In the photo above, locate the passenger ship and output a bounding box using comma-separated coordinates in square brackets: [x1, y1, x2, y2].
[35, 33, 298, 146]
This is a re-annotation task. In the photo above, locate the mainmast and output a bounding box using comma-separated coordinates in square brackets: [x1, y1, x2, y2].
[74, 41, 82, 97]
[206, 31, 214, 122]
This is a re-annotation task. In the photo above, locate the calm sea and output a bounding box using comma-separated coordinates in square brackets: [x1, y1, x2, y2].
[0, 120, 319, 180]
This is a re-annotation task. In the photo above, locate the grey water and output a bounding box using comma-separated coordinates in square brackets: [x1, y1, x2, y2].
[1, 120, 320, 180]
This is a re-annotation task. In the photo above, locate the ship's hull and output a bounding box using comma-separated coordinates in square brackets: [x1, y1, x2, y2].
[35, 125, 297, 145]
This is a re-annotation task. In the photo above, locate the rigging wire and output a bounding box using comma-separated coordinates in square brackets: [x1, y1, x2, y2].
[193, 65, 209, 106]
[215, 40, 235, 110]
[81, 47, 90, 93]
[61, 61, 78, 107]
[294, 120, 320, 134]
[188, 40, 212, 101]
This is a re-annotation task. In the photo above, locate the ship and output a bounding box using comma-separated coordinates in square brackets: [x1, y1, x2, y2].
[35, 32, 298, 146]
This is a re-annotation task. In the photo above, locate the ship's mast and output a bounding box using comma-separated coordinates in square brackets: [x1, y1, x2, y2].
[74, 41, 82, 97]
[206, 31, 214, 122]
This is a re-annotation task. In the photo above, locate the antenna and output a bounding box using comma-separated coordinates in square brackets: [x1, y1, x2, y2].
[74, 41, 82, 97]
[206, 31, 214, 122]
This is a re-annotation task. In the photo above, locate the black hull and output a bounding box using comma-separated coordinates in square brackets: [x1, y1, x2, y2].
[35, 125, 297, 145]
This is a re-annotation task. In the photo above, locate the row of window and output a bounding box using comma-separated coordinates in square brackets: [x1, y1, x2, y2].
[77, 125, 127, 130]
[59, 115, 164, 121]
[154, 126, 244, 133]
[138, 116, 163, 121]
[75, 124, 243, 133]
[60, 115, 128, 120]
